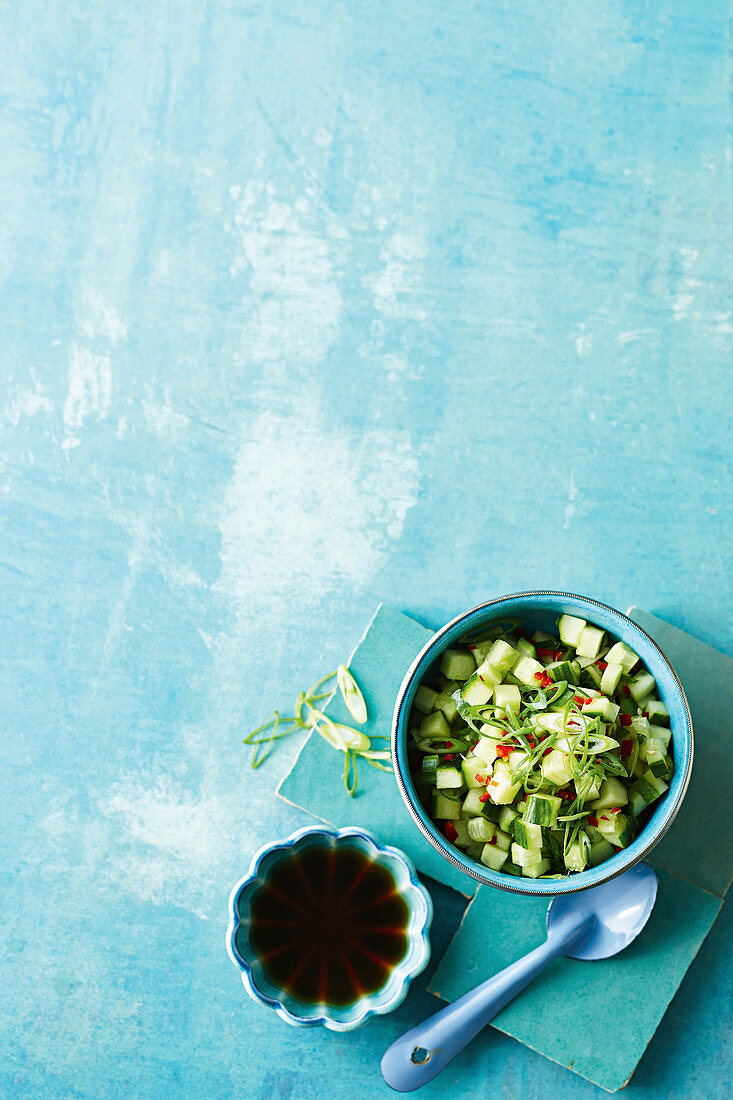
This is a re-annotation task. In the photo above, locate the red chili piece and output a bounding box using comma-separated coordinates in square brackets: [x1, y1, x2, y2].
[489, 836, 498, 845]
[620, 738, 633, 757]
[444, 754, 454, 761]
[543, 747, 553, 756]
[573, 695, 588, 706]
[445, 741, 453, 748]
[467, 644, 476, 650]
[588, 816, 598, 827]
[557, 789, 573, 800]
[478, 791, 491, 803]
[444, 822, 458, 841]
[475, 773, 485, 784]
[620, 714, 632, 726]
[622, 685, 631, 696]
[613, 845, 622, 852]
[642, 712, 649, 718]
[534, 671, 545, 681]
[596, 660, 608, 670]
[496, 744, 513, 758]
[611, 807, 621, 814]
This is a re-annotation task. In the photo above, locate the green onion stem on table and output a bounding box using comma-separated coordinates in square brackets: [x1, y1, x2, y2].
[243, 664, 388, 795]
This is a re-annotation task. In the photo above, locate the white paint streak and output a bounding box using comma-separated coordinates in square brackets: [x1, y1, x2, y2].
[228, 180, 342, 367]
[63, 343, 113, 430]
[216, 402, 419, 618]
[364, 224, 428, 320]
[4, 388, 53, 426]
[573, 323, 593, 358]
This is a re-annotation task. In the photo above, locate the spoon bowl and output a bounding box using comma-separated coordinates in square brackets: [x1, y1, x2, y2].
[549, 861, 658, 961]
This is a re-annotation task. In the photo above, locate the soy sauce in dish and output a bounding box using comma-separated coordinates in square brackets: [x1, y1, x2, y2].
[248, 843, 410, 1006]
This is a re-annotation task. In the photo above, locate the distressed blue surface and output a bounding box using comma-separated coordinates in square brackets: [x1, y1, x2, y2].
[0, 1, 731, 1098]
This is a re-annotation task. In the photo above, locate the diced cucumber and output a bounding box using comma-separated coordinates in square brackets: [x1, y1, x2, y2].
[513, 656, 546, 687]
[459, 673, 493, 706]
[629, 671, 656, 702]
[521, 858, 551, 879]
[420, 755, 439, 786]
[413, 685, 439, 713]
[511, 843, 545, 868]
[480, 843, 509, 872]
[644, 699, 670, 727]
[558, 614, 586, 647]
[433, 690, 459, 725]
[629, 715, 651, 740]
[576, 625, 605, 659]
[596, 810, 629, 847]
[564, 831, 591, 872]
[583, 663, 604, 688]
[649, 754, 673, 781]
[467, 817, 496, 843]
[604, 641, 640, 674]
[589, 839, 615, 866]
[440, 648, 476, 681]
[432, 791, 461, 820]
[589, 776, 628, 811]
[575, 773, 601, 801]
[639, 737, 666, 767]
[582, 695, 620, 723]
[631, 770, 668, 807]
[532, 630, 557, 643]
[462, 757, 488, 789]
[547, 660, 579, 685]
[451, 819, 472, 849]
[486, 761, 522, 804]
[512, 820, 543, 850]
[498, 806, 519, 833]
[435, 765, 463, 790]
[600, 662, 623, 695]
[515, 637, 537, 659]
[462, 788, 491, 817]
[523, 793, 561, 827]
[493, 684, 521, 713]
[541, 749, 573, 786]
[473, 735, 500, 766]
[647, 723, 672, 750]
[465, 841, 485, 861]
[486, 639, 519, 672]
[494, 827, 512, 852]
[470, 641, 494, 667]
[419, 710, 451, 740]
[475, 659, 504, 688]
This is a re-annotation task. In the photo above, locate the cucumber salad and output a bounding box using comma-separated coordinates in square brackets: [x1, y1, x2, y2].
[408, 615, 674, 879]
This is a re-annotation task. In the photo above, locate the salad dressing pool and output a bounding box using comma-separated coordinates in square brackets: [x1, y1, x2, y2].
[248, 843, 410, 1006]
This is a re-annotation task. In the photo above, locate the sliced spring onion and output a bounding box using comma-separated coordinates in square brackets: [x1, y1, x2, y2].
[337, 664, 368, 724]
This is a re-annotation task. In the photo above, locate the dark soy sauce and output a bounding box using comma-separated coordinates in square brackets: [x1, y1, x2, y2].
[248, 843, 411, 1006]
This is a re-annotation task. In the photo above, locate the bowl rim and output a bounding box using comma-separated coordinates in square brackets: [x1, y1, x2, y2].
[391, 590, 694, 896]
[226, 824, 433, 1029]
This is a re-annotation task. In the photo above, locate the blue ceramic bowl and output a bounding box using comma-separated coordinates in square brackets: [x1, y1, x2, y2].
[392, 591, 693, 896]
[226, 825, 432, 1030]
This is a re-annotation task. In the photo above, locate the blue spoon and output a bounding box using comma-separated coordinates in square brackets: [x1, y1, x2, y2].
[381, 863, 658, 1092]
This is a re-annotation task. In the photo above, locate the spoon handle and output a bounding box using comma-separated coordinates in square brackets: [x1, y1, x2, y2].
[381, 911, 593, 1092]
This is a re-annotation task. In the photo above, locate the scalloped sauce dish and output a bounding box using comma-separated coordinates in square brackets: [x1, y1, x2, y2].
[246, 843, 410, 1006]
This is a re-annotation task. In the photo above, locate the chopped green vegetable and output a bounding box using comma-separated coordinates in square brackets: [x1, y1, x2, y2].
[407, 619, 674, 878]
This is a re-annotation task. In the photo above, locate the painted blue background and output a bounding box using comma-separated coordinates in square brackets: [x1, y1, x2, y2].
[1, 1, 730, 1097]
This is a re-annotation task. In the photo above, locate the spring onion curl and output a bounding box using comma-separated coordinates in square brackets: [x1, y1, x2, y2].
[242, 666, 384, 795]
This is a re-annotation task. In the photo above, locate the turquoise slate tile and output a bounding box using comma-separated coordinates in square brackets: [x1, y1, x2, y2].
[429, 869, 721, 1093]
[278, 605, 473, 897]
[627, 607, 733, 897]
